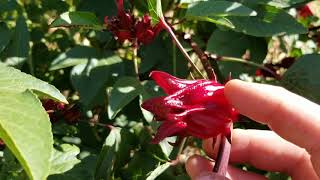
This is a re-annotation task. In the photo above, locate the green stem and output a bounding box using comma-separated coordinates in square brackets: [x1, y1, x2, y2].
[210, 59, 225, 83]
[27, 39, 35, 76]
[219, 56, 280, 80]
[177, 137, 187, 155]
[172, 43, 177, 76]
[132, 41, 139, 78]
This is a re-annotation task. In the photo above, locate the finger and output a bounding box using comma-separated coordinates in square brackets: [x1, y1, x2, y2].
[186, 155, 267, 180]
[203, 129, 318, 179]
[224, 80, 320, 175]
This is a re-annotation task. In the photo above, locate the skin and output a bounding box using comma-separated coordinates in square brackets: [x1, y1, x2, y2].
[185, 80, 320, 180]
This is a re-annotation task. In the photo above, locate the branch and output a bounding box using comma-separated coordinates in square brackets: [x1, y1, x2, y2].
[213, 135, 231, 176]
[186, 38, 217, 81]
[218, 56, 281, 80]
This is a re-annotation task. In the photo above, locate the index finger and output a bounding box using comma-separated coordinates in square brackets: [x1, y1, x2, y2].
[224, 80, 320, 175]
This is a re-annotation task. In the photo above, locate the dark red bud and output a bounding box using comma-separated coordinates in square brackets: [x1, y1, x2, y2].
[299, 5, 313, 18]
[56, 103, 65, 111]
[42, 99, 56, 111]
[63, 105, 81, 124]
[0, 139, 5, 150]
[116, 30, 132, 42]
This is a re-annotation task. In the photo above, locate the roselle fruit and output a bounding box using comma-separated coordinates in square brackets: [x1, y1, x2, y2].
[135, 15, 163, 45]
[105, 0, 134, 42]
[141, 71, 238, 144]
[104, 0, 163, 45]
[298, 5, 313, 18]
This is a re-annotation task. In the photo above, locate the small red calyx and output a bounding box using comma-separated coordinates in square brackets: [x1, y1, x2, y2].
[135, 15, 163, 45]
[62, 105, 82, 125]
[0, 139, 5, 150]
[104, 0, 163, 45]
[42, 99, 66, 123]
[298, 5, 313, 18]
[141, 71, 238, 144]
[42, 99, 81, 124]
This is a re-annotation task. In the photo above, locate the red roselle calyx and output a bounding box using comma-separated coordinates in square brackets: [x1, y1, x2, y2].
[298, 5, 313, 18]
[42, 99, 81, 124]
[104, 0, 164, 45]
[141, 71, 238, 144]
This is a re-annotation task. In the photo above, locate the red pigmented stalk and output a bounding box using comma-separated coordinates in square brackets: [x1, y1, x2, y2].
[189, 39, 217, 81]
[186, 36, 231, 178]
[213, 135, 231, 177]
[156, 6, 231, 178]
[116, 0, 124, 15]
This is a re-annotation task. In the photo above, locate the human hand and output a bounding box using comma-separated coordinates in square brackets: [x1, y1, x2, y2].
[186, 80, 320, 180]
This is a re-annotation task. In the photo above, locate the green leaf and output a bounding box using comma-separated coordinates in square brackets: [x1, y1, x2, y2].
[50, 46, 100, 70]
[179, 0, 204, 8]
[140, 81, 165, 123]
[49, 144, 81, 175]
[239, 0, 307, 8]
[217, 60, 257, 78]
[4, 15, 30, 66]
[147, 0, 165, 25]
[71, 54, 124, 108]
[146, 162, 171, 180]
[50, 11, 104, 30]
[114, 129, 138, 170]
[156, 0, 164, 20]
[108, 77, 143, 119]
[125, 152, 160, 179]
[0, 90, 53, 180]
[282, 54, 320, 104]
[207, 29, 267, 62]
[48, 155, 97, 180]
[191, 5, 307, 37]
[0, 149, 27, 179]
[0, 23, 11, 53]
[159, 137, 175, 158]
[140, 35, 188, 78]
[148, 0, 159, 25]
[0, 64, 67, 103]
[77, 0, 117, 22]
[186, 1, 257, 17]
[95, 128, 121, 179]
[0, 0, 18, 12]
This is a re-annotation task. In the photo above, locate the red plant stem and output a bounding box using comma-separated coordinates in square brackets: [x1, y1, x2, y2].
[160, 19, 205, 78]
[213, 135, 231, 176]
[190, 39, 231, 177]
[189, 39, 217, 81]
[185, 36, 231, 177]
[159, 9, 230, 177]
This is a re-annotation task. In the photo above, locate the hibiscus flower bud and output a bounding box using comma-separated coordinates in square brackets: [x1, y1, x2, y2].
[298, 5, 313, 18]
[62, 105, 81, 125]
[104, 0, 163, 45]
[105, 0, 134, 42]
[141, 71, 238, 144]
[136, 15, 164, 45]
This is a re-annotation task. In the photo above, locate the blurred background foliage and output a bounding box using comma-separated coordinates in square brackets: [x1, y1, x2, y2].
[0, 0, 320, 179]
